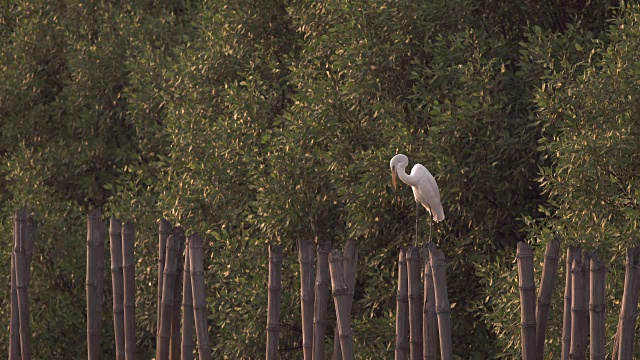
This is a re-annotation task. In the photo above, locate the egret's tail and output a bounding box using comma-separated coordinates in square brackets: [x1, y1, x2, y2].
[432, 204, 445, 222]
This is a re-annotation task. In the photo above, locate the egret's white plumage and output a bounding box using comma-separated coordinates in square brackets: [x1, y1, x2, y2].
[390, 154, 445, 222]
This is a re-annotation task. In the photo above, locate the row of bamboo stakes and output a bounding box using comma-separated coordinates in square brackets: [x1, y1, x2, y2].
[395, 243, 452, 360]
[7, 209, 212, 360]
[266, 239, 359, 360]
[517, 238, 640, 360]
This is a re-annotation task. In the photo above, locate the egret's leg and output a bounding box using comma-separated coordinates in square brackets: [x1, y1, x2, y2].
[415, 201, 419, 247]
[429, 214, 433, 244]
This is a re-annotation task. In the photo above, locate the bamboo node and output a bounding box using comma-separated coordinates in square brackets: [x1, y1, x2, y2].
[520, 322, 536, 329]
[315, 279, 329, 286]
[339, 333, 352, 339]
[408, 294, 422, 300]
[298, 256, 314, 264]
[396, 294, 408, 301]
[435, 306, 450, 314]
[536, 299, 551, 306]
[409, 340, 423, 344]
[332, 288, 349, 296]
[394, 344, 409, 350]
[313, 319, 327, 326]
[570, 308, 588, 313]
[589, 304, 605, 311]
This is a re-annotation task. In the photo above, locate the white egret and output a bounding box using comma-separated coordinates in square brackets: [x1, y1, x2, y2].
[389, 154, 444, 245]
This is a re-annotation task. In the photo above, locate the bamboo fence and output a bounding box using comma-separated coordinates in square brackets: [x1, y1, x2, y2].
[13, 209, 640, 359]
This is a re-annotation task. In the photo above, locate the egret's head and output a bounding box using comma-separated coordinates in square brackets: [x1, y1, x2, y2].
[389, 154, 408, 189]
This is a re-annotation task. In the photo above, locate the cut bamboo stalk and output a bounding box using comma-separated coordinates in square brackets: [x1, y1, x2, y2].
[190, 233, 211, 360]
[181, 239, 195, 360]
[429, 248, 452, 360]
[334, 240, 358, 360]
[516, 242, 536, 360]
[406, 247, 423, 360]
[14, 209, 31, 360]
[158, 219, 172, 335]
[535, 237, 560, 360]
[423, 244, 437, 360]
[395, 249, 409, 360]
[110, 217, 125, 360]
[329, 250, 354, 360]
[10, 251, 21, 360]
[86, 209, 103, 360]
[169, 235, 185, 360]
[570, 257, 587, 360]
[96, 219, 105, 336]
[15, 209, 34, 360]
[312, 241, 331, 360]
[561, 246, 581, 360]
[581, 252, 591, 348]
[157, 227, 182, 360]
[297, 239, 315, 360]
[589, 252, 605, 360]
[266, 243, 283, 360]
[616, 247, 640, 360]
[122, 221, 136, 360]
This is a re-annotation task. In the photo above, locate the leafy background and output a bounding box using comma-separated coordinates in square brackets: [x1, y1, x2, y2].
[1, 0, 638, 358]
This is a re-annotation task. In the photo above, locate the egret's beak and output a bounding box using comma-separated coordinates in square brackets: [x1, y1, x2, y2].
[391, 166, 397, 189]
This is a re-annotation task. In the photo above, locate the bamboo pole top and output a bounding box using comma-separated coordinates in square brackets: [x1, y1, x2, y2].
[110, 216, 122, 235]
[188, 232, 203, 250]
[123, 220, 134, 235]
[269, 244, 283, 262]
[516, 242, 533, 258]
[159, 218, 172, 235]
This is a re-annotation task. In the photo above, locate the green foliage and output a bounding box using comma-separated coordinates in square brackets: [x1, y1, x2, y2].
[0, 0, 633, 358]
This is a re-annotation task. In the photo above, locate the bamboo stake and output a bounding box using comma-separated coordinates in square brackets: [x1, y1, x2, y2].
[395, 249, 409, 360]
[589, 252, 605, 360]
[15, 209, 34, 360]
[581, 252, 591, 348]
[423, 244, 437, 360]
[535, 237, 560, 359]
[96, 219, 105, 337]
[312, 241, 331, 360]
[157, 227, 182, 360]
[169, 235, 185, 360]
[429, 248, 452, 360]
[334, 240, 358, 360]
[10, 251, 21, 360]
[297, 239, 315, 360]
[329, 250, 354, 360]
[86, 209, 103, 360]
[110, 217, 125, 360]
[266, 243, 283, 360]
[561, 246, 581, 360]
[615, 247, 640, 360]
[516, 242, 536, 360]
[190, 233, 211, 360]
[570, 258, 587, 360]
[181, 239, 195, 360]
[122, 221, 136, 360]
[406, 247, 423, 360]
[158, 219, 172, 336]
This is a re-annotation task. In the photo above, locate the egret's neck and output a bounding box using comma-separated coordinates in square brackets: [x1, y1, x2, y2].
[396, 163, 419, 187]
